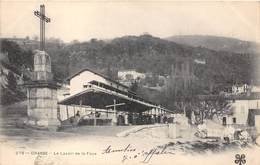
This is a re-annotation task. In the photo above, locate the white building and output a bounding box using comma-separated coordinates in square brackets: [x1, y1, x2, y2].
[68, 68, 129, 95]
[118, 69, 146, 81]
[231, 84, 260, 94]
[251, 86, 260, 93]
[221, 94, 260, 133]
[223, 99, 259, 125]
[232, 84, 249, 94]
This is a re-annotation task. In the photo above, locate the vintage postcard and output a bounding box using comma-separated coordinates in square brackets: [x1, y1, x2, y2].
[1, 1, 260, 165]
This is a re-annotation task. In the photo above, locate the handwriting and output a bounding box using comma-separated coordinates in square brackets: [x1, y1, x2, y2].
[141, 145, 175, 163]
[120, 145, 175, 163]
[16, 144, 175, 164]
[102, 144, 136, 154]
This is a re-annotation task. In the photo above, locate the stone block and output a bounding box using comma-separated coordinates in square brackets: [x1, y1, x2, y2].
[51, 90, 57, 98]
[32, 71, 53, 81]
[29, 88, 37, 98]
[29, 99, 37, 109]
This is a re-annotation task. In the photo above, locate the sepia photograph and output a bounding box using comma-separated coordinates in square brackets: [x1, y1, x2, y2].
[1, 1, 260, 164]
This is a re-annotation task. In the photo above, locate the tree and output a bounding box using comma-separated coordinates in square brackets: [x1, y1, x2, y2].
[7, 72, 17, 91]
[187, 98, 232, 125]
[71, 39, 79, 44]
[32, 35, 39, 41]
[1, 40, 33, 69]
[0, 40, 30, 105]
[1, 40, 23, 66]
[130, 81, 138, 93]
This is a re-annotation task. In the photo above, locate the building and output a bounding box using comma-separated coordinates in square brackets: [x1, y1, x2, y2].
[221, 93, 260, 124]
[118, 69, 146, 80]
[68, 68, 130, 96]
[195, 93, 260, 133]
[232, 84, 249, 94]
[205, 93, 260, 133]
[58, 68, 172, 126]
[251, 86, 260, 93]
[229, 83, 260, 95]
[118, 69, 146, 87]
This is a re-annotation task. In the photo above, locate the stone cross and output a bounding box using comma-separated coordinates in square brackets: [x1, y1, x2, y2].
[34, 4, 51, 51]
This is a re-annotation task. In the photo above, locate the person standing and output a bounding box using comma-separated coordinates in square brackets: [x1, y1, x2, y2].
[124, 113, 129, 125]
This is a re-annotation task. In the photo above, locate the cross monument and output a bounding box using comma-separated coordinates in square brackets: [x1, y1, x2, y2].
[34, 4, 50, 50]
[24, 4, 60, 131]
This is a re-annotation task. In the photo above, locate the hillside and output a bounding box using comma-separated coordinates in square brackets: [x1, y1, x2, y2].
[0, 40, 32, 105]
[3, 35, 256, 87]
[59, 35, 254, 86]
[1, 35, 258, 108]
[166, 35, 260, 54]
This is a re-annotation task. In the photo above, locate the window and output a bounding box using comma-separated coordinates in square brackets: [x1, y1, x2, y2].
[83, 85, 91, 88]
[223, 117, 227, 125]
[232, 117, 236, 124]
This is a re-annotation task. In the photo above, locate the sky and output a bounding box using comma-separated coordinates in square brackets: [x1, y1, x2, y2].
[1, 1, 260, 43]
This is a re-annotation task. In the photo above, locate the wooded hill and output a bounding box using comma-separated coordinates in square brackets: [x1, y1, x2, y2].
[1, 34, 258, 106]
[51, 34, 256, 88]
[166, 35, 260, 54]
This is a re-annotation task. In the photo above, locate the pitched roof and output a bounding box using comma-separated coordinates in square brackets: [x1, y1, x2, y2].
[66, 68, 129, 89]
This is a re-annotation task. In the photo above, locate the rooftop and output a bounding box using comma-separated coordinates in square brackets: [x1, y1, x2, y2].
[66, 68, 129, 89]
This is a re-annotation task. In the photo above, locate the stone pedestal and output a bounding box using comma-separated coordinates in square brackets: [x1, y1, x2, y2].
[25, 50, 60, 131]
[26, 86, 60, 130]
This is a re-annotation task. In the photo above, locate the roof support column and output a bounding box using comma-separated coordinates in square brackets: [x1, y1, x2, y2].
[112, 99, 117, 126]
[66, 105, 69, 119]
[155, 108, 158, 123]
[94, 108, 96, 126]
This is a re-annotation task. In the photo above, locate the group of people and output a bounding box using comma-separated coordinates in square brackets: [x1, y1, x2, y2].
[73, 110, 174, 126]
[116, 113, 174, 126]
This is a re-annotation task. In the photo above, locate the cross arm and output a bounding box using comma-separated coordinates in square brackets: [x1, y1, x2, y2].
[105, 103, 126, 108]
[34, 11, 51, 23]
